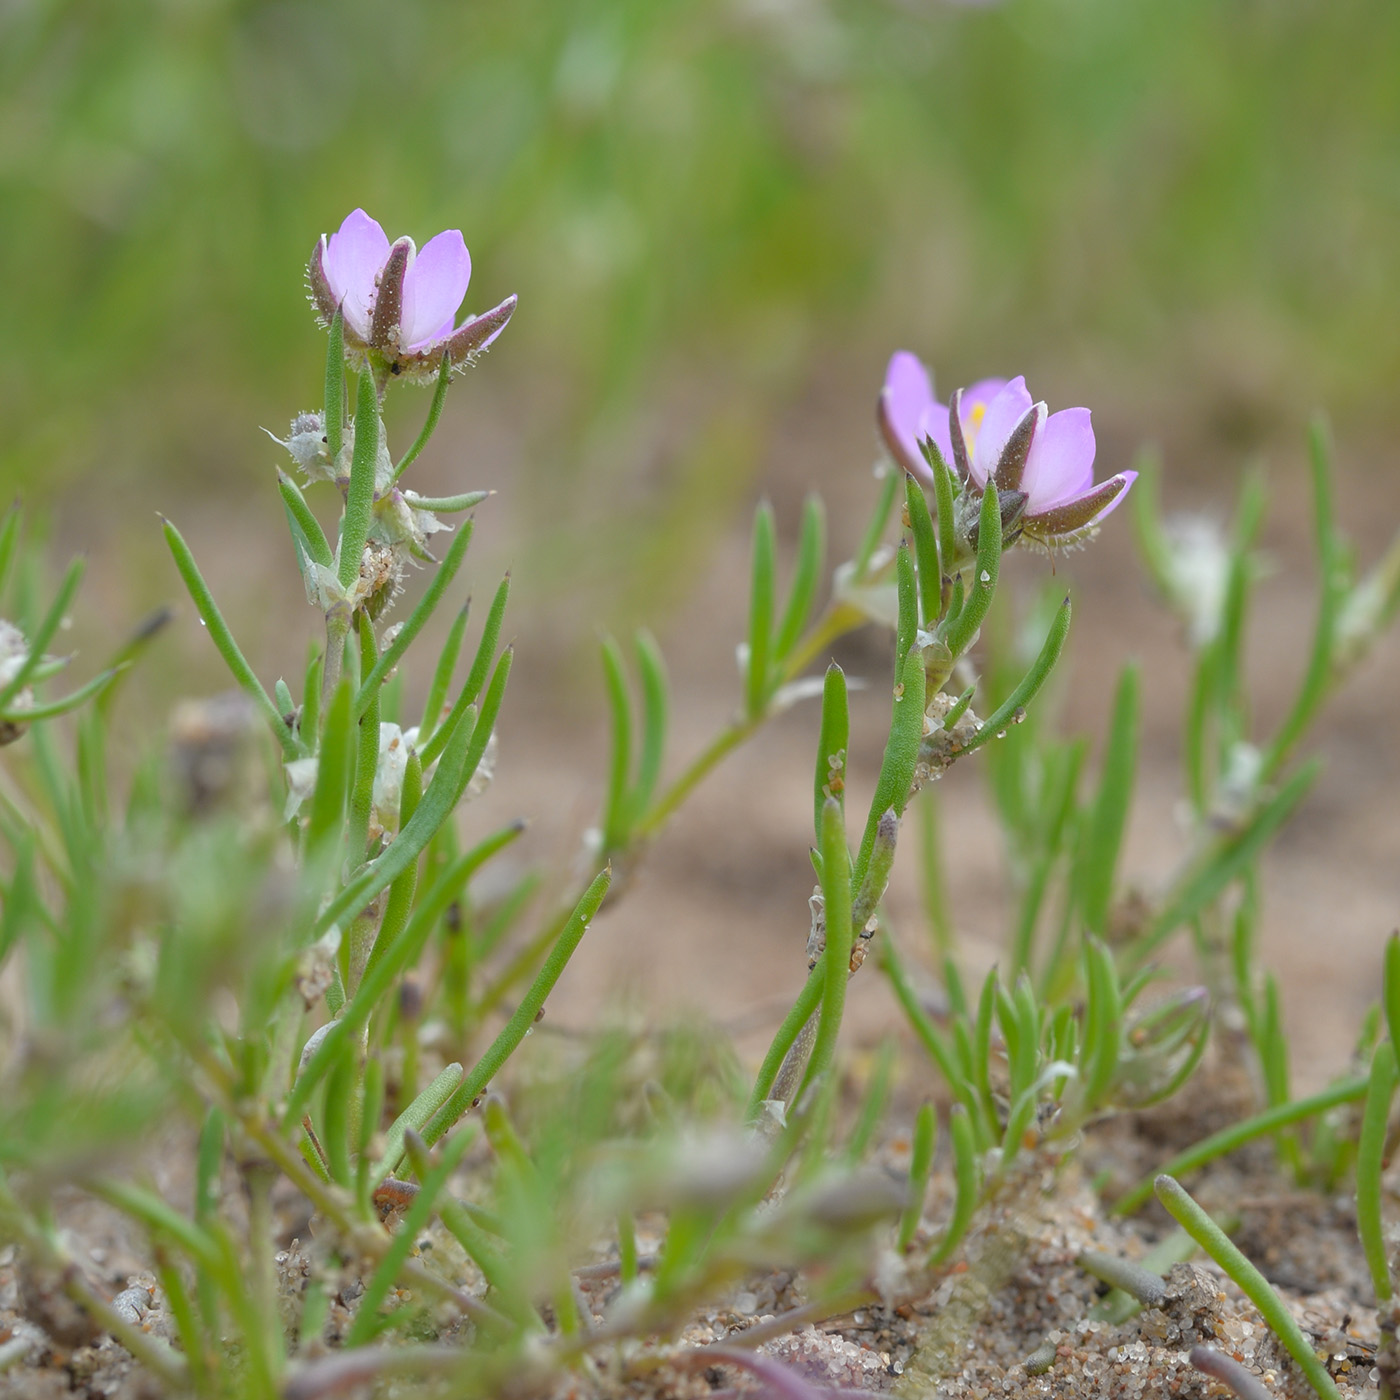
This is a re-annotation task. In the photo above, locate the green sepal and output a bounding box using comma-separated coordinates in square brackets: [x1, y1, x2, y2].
[925, 442, 959, 611]
[942, 482, 1002, 659]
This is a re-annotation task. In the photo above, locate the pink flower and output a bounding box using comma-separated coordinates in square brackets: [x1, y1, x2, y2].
[877, 352, 1135, 548]
[308, 209, 516, 383]
[877, 352, 1003, 483]
[949, 375, 1136, 546]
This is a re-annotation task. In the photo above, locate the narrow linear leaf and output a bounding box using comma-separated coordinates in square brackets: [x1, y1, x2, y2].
[0, 557, 84, 710]
[1262, 417, 1344, 780]
[421, 601, 471, 736]
[424, 866, 613, 1141]
[278, 472, 333, 568]
[943, 483, 1002, 658]
[1076, 663, 1139, 934]
[1134, 762, 1320, 967]
[599, 635, 633, 850]
[1113, 1075, 1368, 1214]
[814, 662, 849, 838]
[1154, 1175, 1343, 1400]
[632, 630, 668, 821]
[163, 520, 299, 758]
[401, 490, 490, 513]
[0, 665, 127, 725]
[800, 798, 854, 1098]
[905, 475, 940, 627]
[960, 596, 1072, 757]
[1356, 1042, 1397, 1302]
[851, 639, 926, 897]
[773, 494, 825, 664]
[391, 353, 451, 484]
[746, 503, 777, 718]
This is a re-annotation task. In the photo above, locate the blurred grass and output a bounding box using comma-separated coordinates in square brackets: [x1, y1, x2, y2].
[2, 0, 1398, 603]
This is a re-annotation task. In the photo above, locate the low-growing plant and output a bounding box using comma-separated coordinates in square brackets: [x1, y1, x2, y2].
[2, 213, 1398, 1400]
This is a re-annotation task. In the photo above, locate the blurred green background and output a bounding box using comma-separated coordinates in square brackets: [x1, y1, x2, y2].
[3, 0, 1399, 614]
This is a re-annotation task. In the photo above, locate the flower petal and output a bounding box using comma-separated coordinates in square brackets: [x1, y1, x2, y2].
[968, 376, 1032, 484]
[1023, 407, 1095, 514]
[401, 229, 471, 350]
[916, 405, 955, 472]
[959, 378, 1008, 423]
[878, 351, 941, 478]
[322, 210, 389, 341]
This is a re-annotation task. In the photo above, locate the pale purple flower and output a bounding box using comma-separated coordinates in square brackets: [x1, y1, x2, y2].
[877, 352, 1135, 548]
[949, 375, 1136, 546]
[308, 209, 516, 383]
[877, 351, 1003, 482]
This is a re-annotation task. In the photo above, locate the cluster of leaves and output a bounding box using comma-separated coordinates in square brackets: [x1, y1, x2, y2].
[3, 319, 1400, 1400]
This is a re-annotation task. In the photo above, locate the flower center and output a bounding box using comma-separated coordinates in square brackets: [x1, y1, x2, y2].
[964, 400, 988, 450]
